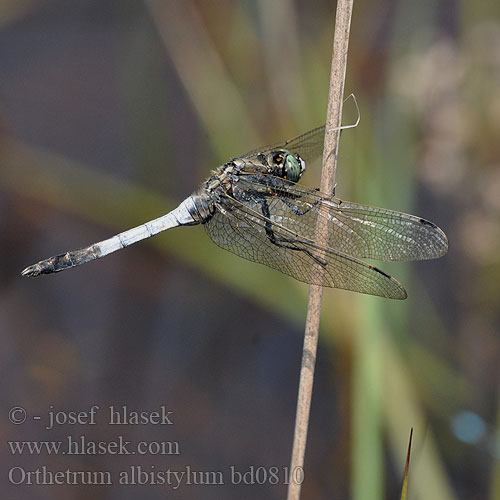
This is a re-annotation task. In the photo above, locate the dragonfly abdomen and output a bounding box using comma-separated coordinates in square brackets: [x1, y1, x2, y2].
[190, 192, 216, 224]
[21, 246, 101, 277]
[21, 197, 201, 277]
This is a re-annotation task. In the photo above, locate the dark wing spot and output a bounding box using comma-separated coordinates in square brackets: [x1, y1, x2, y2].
[419, 218, 438, 228]
[370, 264, 391, 280]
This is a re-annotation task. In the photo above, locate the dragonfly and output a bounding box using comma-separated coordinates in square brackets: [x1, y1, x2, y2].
[21, 126, 448, 299]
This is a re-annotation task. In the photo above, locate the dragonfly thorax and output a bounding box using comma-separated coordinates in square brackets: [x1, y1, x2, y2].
[192, 163, 242, 223]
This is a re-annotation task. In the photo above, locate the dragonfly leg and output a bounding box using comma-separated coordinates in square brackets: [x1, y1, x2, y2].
[257, 197, 327, 268]
[281, 196, 320, 216]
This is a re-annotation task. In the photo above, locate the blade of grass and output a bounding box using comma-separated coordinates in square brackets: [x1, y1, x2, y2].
[144, 0, 259, 160]
[256, 0, 309, 130]
[352, 297, 384, 500]
[400, 428, 413, 500]
[382, 330, 456, 500]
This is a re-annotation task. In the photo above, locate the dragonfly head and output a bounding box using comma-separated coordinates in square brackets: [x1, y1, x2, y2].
[269, 149, 306, 183]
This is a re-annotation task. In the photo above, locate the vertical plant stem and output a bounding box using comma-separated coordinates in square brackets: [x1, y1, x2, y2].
[287, 1, 354, 499]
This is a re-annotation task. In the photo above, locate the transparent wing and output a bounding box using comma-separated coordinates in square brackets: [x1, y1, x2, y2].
[241, 125, 325, 163]
[236, 174, 449, 261]
[204, 194, 407, 299]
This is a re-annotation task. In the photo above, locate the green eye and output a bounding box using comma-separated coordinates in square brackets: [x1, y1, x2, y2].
[284, 154, 304, 182]
[269, 149, 305, 182]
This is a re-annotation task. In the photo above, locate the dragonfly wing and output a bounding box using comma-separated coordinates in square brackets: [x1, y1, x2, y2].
[236, 175, 449, 261]
[279, 125, 325, 163]
[240, 126, 325, 164]
[204, 196, 407, 299]
[321, 200, 449, 261]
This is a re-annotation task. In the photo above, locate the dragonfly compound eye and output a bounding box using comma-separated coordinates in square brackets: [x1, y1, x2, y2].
[284, 153, 305, 182]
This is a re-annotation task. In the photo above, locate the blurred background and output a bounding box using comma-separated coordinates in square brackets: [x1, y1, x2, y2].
[1, 0, 499, 499]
